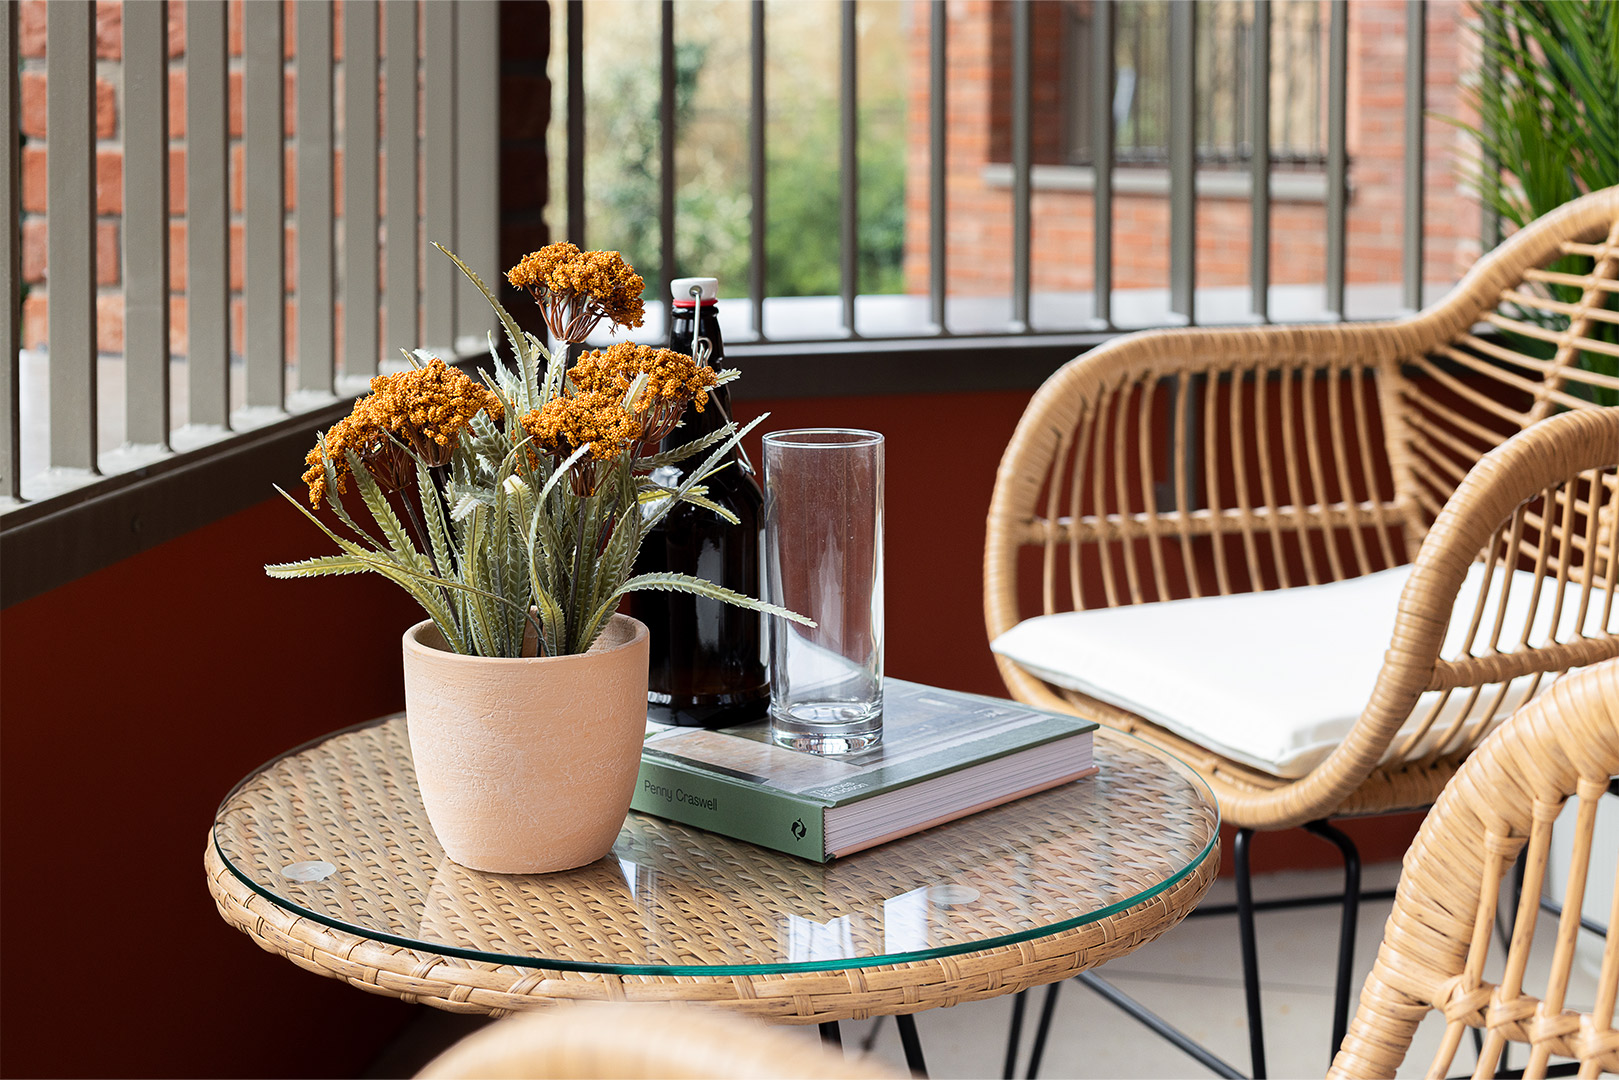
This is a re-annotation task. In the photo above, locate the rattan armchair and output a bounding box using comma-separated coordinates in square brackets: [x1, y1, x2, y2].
[1329, 658, 1619, 1080]
[985, 185, 1619, 1073]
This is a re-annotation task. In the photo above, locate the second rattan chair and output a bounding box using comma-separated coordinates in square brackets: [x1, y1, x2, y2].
[1328, 658, 1619, 1080]
[985, 186, 1619, 1074]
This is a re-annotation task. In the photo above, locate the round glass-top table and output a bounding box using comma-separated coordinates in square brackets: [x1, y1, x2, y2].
[207, 716, 1219, 1023]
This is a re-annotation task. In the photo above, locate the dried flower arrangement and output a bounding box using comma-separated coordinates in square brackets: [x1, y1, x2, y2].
[266, 243, 808, 657]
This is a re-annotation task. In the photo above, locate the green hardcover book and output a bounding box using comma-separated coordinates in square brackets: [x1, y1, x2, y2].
[631, 679, 1099, 862]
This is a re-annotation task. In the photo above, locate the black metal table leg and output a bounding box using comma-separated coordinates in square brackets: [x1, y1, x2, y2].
[819, 1021, 842, 1049]
[1002, 989, 1028, 1079]
[1235, 826, 1267, 1079]
[1023, 981, 1063, 1079]
[895, 1013, 929, 1078]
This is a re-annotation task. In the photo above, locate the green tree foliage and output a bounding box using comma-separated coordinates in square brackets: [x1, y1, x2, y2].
[579, 20, 906, 301]
[765, 109, 907, 299]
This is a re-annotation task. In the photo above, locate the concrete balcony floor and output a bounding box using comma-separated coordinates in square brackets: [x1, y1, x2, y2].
[366, 861, 1607, 1079]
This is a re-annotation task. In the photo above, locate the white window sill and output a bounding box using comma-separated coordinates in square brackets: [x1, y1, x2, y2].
[981, 163, 1332, 203]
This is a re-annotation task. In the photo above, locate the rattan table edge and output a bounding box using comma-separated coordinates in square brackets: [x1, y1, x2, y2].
[205, 833, 1220, 1023]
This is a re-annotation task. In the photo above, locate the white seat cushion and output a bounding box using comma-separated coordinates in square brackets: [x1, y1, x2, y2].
[991, 563, 1616, 779]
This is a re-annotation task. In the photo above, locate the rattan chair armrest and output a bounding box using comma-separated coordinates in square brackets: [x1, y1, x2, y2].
[1262, 407, 1619, 828]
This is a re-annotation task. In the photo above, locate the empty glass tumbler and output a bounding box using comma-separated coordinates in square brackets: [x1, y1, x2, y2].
[762, 429, 885, 753]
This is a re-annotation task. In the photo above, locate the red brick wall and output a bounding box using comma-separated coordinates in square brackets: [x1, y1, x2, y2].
[905, 0, 1485, 300]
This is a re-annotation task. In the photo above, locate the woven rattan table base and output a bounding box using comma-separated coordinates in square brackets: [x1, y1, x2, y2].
[207, 836, 1217, 1022]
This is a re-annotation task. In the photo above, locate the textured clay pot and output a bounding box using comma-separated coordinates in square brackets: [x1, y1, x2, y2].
[402, 614, 651, 874]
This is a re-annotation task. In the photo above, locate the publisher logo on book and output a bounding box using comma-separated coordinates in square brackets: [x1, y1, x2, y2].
[790, 819, 807, 840]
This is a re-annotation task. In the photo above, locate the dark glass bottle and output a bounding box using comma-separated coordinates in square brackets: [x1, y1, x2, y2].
[629, 278, 769, 727]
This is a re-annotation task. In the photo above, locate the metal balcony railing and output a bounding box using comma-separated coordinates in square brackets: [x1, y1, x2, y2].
[556, 0, 1462, 349]
[5, 0, 1475, 604]
[1, 0, 498, 604]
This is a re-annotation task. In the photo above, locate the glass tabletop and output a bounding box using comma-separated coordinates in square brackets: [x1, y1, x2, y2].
[213, 716, 1218, 977]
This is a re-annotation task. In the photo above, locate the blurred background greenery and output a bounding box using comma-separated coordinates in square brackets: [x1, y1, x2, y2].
[547, 0, 909, 300]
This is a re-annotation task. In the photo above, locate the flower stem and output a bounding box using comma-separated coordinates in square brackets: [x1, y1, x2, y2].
[567, 495, 590, 652]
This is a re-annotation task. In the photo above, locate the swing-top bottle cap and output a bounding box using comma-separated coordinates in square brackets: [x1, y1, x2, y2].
[671, 277, 718, 303]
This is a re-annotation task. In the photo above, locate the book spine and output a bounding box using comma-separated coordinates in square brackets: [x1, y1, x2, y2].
[631, 757, 830, 862]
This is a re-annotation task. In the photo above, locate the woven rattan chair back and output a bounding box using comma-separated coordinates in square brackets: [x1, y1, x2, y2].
[1328, 659, 1619, 1080]
[416, 1003, 903, 1079]
[1396, 193, 1619, 527]
[985, 186, 1619, 830]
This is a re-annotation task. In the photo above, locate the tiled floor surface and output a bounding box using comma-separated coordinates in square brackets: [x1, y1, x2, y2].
[369, 862, 1608, 1080]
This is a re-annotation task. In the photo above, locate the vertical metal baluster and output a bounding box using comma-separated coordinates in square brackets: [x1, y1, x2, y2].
[750, 0, 766, 339]
[422, 0, 455, 355]
[566, 0, 584, 246]
[1011, 0, 1031, 331]
[1310, 2, 1322, 153]
[383, 0, 417, 361]
[343, 0, 378, 377]
[1232, 7, 1245, 158]
[1092, 0, 1113, 329]
[1119, 7, 1134, 151]
[124, 0, 171, 446]
[48, 1, 98, 469]
[660, 0, 675, 319]
[840, 0, 858, 337]
[928, 0, 946, 334]
[297, 1, 333, 393]
[1325, 0, 1347, 319]
[1479, 0, 1502, 252]
[187, 0, 228, 428]
[1194, 5, 1209, 159]
[1402, 0, 1426, 312]
[454, 1, 498, 346]
[244, 0, 284, 411]
[1249, 0, 1269, 320]
[1279, 3, 1294, 156]
[1168, 0, 1195, 323]
[1, 0, 19, 498]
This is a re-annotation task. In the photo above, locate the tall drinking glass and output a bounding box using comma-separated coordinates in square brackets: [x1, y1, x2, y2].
[762, 429, 885, 753]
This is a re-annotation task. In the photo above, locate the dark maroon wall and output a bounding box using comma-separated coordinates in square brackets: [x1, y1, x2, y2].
[0, 497, 428, 1078]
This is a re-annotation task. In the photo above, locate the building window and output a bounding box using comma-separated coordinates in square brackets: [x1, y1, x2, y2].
[1065, 0, 1328, 169]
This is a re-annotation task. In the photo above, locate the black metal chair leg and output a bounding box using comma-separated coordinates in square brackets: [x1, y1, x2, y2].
[1074, 971, 1246, 1079]
[1002, 989, 1028, 1079]
[1235, 827, 1267, 1079]
[1023, 981, 1062, 1079]
[895, 1013, 929, 1078]
[819, 1021, 842, 1049]
[1304, 819, 1362, 1063]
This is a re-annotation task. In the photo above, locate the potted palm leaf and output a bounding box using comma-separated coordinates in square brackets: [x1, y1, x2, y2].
[267, 243, 808, 873]
[1455, 0, 1618, 402]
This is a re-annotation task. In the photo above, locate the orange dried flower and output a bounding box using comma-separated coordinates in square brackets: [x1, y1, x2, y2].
[569, 341, 718, 448]
[519, 390, 640, 494]
[506, 242, 646, 343]
[303, 410, 387, 507]
[570, 341, 716, 407]
[302, 359, 502, 507]
[520, 391, 640, 463]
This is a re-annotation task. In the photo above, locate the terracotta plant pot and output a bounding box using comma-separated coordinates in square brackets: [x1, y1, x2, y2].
[402, 614, 651, 874]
